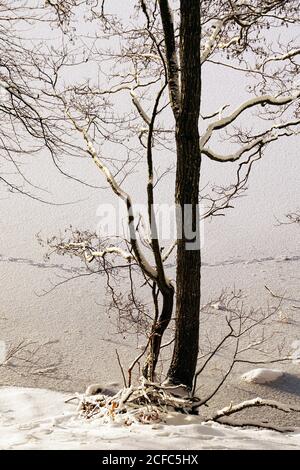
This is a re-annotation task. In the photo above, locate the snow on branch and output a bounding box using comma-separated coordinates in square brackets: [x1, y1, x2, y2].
[65, 111, 158, 282]
[85, 247, 132, 262]
[130, 88, 151, 125]
[201, 119, 300, 162]
[201, 116, 300, 163]
[162, 240, 177, 262]
[201, 104, 230, 121]
[211, 397, 300, 421]
[158, 0, 180, 118]
[202, 136, 265, 163]
[201, 20, 224, 64]
[56, 241, 132, 263]
[201, 91, 300, 149]
[263, 48, 300, 67]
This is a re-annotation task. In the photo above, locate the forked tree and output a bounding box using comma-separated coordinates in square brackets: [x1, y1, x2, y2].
[1, 1, 300, 392]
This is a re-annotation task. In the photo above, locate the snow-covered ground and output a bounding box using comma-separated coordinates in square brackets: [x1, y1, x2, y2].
[241, 368, 284, 384]
[0, 387, 299, 450]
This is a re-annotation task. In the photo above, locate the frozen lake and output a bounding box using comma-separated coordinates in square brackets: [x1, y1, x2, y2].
[0, 140, 299, 397]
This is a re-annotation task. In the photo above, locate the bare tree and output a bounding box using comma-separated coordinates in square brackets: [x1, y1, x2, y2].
[3, 1, 300, 393]
[0, 1, 90, 202]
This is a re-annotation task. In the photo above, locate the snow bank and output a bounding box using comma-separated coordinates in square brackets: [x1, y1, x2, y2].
[241, 368, 284, 384]
[0, 387, 299, 450]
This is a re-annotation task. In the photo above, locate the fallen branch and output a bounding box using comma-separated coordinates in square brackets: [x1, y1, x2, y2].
[211, 397, 300, 420]
[211, 417, 294, 434]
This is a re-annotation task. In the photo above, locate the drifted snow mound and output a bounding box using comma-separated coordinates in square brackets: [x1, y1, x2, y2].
[241, 368, 284, 384]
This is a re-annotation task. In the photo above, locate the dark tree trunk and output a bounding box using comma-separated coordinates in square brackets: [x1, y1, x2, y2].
[167, 0, 201, 390]
[143, 285, 174, 380]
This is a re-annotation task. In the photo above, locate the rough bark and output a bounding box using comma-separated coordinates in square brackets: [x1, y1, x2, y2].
[167, 0, 201, 390]
[143, 286, 174, 380]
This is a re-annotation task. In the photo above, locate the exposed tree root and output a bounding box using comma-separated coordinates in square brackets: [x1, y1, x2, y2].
[77, 379, 198, 424]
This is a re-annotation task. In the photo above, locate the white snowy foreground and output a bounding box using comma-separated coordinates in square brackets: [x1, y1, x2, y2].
[0, 387, 299, 450]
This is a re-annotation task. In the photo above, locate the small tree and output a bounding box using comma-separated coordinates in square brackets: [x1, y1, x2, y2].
[4, 1, 300, 392]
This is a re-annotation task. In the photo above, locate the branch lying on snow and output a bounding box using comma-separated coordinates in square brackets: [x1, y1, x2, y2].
[206, 397, 300, 433]
[211, 418, 295, 433]
[211, 397, 300, 420]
